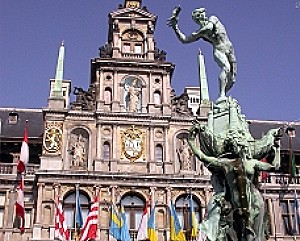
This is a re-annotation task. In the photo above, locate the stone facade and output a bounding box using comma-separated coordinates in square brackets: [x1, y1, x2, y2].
[0, 1, 300, 241]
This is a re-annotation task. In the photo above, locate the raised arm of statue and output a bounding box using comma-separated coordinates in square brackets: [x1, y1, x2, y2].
[167, 6, 200, 44]
[168, 6, 237, 100]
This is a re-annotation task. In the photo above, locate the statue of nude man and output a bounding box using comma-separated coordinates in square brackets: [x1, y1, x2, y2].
[168, 6, 237, 101]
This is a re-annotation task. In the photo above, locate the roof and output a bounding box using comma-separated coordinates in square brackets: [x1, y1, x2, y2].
[0, 108, 44, 140]
[248, 120, 300, 152]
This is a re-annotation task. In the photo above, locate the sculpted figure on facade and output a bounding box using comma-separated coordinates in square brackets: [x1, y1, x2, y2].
[168, 6, 237, 101]
[177, 138, 193, 171]
[125, 78, 141, 112]
[70, 134, 86, 167]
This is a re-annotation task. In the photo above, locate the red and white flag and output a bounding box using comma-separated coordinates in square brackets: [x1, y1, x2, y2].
[17, 125, 29, 174]
[15, 176, 25, 233]
[80, 195, 99, 241]
[54, 198, 70, 241]
[136, 200, 149, 241]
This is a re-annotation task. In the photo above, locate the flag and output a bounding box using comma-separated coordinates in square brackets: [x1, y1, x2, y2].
[261, 158, 268, 181]
[294, 190, 300, 226]
[109, 204, 122, 240]
[120, 205, 131, 241]
[15, 175, 25, 233]
[137, 200, 149, 240]
[147, 203, 158, 241]
[76, 188, 84, 228]
[170, 201, 186, 241]
[80, 194, 99, 241]
[54, 197, 70, 241]
[17, 125, 29, 174]
[189, 195, 198, 239]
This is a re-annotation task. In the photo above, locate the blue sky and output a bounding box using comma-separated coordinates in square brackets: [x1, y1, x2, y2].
[0, 0, 299, 121]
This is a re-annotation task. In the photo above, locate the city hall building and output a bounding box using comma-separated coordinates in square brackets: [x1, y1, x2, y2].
[0, 1, 299, 241]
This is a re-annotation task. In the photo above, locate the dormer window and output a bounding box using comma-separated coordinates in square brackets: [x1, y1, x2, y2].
[121, 29, 144, 57]
[8, 112, 18, 124]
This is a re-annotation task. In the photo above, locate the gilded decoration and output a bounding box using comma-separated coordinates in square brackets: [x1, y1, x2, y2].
[43, 121, 63, 154]
[121, 126, 146, 162]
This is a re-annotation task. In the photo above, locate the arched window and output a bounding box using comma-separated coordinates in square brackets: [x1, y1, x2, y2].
[121, 194, 145, 230]
[153, 91, 161, 105]
[155, 144, 163, 162]
[175, 195, 202, 239]
[103, 141, 110, 160]
[63, 191, 90, 229]
[104, 87, 112, 104]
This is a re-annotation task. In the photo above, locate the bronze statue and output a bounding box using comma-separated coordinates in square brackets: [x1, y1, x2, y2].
[168, 6, 237, 101]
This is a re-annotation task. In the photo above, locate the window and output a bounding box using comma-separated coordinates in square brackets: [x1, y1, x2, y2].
[123, 43, 131, 53]
[155, 144, 163, 162]
[134, 44, 142, 54]
[0, 193, 5, 228]
[8, 112, 18, 124]
[104, 87, 112, 104]
[154, 91, 161, 105]
[64, 191, 90, 229]
[103, 142, 110, 160]
[0, 208, 3, 228]
[25, 209, 32, 228]
[121, 194, 145, 230]
[280, 199, 300, 235]
[175, 195, 201, 239]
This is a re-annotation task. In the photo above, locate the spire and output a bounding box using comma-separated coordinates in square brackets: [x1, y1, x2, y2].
[197, 49, 209, 102]
[52, 41, 65, 98]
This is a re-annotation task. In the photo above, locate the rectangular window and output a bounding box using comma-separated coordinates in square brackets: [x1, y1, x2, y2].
[0, 208, 4, 228]
[123, 44, 131, 53]
[25, 209, 31, 228]
[280, 199, 300, 235]
[0, 193, 5, 205]
[134, 44, 142, 54]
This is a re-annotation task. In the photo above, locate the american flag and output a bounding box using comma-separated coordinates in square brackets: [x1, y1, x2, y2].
[80, 195, 99, 241]
[54, 198, 70, 241]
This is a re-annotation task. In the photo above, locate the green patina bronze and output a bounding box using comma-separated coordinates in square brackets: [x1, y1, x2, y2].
[168, 6, 283, 241]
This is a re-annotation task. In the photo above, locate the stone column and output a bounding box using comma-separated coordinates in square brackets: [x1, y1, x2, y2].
[272, 197, 283, 240]
[4, 189, 15, 241]
[165, 187, 172, 241]
[33, 183, 44, 239]
[163, 127, 172, 174]
[94, 123, 103, 171]
[149, 127, 156, 173]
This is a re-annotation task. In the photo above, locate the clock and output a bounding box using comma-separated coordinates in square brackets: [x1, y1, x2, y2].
[121, 126, 145, 161]
[125, 0, 140, 8]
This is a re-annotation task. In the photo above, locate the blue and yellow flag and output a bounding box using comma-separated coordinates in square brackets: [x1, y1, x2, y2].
[76, 188, 83, 228]
[120, 206, 131, 241]
[189, 195, 198, 239]
[147, 203, 158, 241]
[170, 201, 186, 241]
[109, 205, 122, 240]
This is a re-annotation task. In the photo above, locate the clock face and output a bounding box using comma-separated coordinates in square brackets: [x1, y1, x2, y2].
[121, 126, 145, 161]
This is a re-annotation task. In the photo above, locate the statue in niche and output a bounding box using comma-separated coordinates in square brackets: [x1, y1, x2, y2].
[125, 78, 141, 112]
[168, 6, 237, 101]
[69, 134, 86, 167]
[176, 138, 193, 171]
